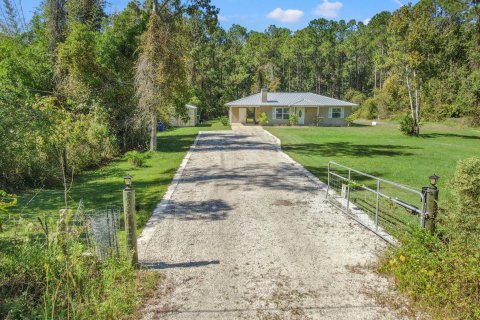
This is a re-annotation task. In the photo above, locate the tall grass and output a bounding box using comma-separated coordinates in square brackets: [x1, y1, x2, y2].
[0, 213, 158, 319]
[380, 157, 480, 319]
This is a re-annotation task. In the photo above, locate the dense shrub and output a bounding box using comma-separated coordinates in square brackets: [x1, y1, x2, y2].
[358, 98, 377, 119]
[446, 157, 480, 244]
[0, 97, 117, 190]
[289, 113, 298, 126]
[399, 114, 415, 135]
[219, 116, 229, 126]
[345, 113, 357, 127]
[125, 151, 151, 168]
[257, 112, 269, 125]
[0, 210, 158, 319]
[67, 111, 118, 171]
[344, 89, 367, 105]
[381, 157, 480, 319]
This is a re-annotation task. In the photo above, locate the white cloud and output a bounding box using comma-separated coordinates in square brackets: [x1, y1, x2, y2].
[266, 8, 304, 23]
[393, 0, 403, 6]
[314, 0, 343, 18]
[363, 18, 371, 25]
[218, 14, 228, 22]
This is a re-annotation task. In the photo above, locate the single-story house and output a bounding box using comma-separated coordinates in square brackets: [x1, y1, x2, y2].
[226, 90, 358, 126]
[170, 104, 198, 127]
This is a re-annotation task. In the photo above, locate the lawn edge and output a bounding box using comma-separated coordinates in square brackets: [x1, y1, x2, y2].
[264, 128, 397, 244]
[263, 128, 329, 191]
[137, 131, 203, 250]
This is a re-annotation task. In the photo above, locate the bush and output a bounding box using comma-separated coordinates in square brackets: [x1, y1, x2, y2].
[0, 215, 159, 319]
[380, 157, 480, 319]
[380, 230, 480, 319]
[289, 113, 298, 126]
[125, 151, 150, 168]
[400, 114, 415, 135]
[67, 111, 118, 171]
[219, 116, 229, 126]
[345, 113, 357, 127]
[0, 190, 16, 232]
[257, 112, 269, 125]
[446, 157, 480, 242]
[358, 98, 377, 119]
[0, 97, 117, 190]
[313, 116, 324, 126]
[344, 89, 367, 105]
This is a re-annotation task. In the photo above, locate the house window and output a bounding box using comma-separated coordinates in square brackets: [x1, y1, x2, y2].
[329, 107, 344, 118]
[274, 107, 290, 120]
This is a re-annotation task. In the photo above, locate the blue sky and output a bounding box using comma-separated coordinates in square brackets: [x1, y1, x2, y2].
[13, 0, 418, 31]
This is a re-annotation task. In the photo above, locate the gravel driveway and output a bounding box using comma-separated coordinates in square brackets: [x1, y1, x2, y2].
[139, 126, 398, 320]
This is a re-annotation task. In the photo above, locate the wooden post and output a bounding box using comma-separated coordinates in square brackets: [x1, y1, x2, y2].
[123, 187, 138, 266]
[425, 186, 439, 234]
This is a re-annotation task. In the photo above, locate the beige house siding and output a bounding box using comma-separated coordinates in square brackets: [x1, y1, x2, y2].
[304, 107, 317, 124]
[262, 106, 289, 125]
[320, 105, 353, 126]
[230, 105, 354, 126]
[230, 107, 240, 123]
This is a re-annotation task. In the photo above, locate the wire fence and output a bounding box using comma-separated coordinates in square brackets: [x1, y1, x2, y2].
[1, 200, 122, 260]
[84, 205, 121, 260]
[326, 161, 426, 244]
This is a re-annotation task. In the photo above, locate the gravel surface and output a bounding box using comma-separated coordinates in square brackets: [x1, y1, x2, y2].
[139, 126, 398, 320]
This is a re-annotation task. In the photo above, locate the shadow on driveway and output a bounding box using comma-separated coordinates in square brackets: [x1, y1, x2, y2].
[142, 260, 220, 270]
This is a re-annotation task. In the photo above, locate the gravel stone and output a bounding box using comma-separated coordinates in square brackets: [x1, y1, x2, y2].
[139, 126, 399, 320]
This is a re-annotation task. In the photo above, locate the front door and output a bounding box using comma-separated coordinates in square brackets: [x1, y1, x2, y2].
[297, 107, 305, 125]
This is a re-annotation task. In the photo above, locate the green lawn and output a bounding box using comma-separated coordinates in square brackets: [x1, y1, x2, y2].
[11, 121, 230, 232]
[267, 122, 480, 203]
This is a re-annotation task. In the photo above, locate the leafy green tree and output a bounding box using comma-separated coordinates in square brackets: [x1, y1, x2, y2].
[66, 0, 105, 31]
[135, 0, 190, 151]
[45, 0, 67, 55]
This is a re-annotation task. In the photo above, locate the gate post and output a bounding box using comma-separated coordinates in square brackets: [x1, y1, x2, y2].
[375, 180, 380, 231]
[425, 174, 439, 234]
[123, 175, 138, 266]
[346, 169, 351, 213]
[325, 162, 331, 199]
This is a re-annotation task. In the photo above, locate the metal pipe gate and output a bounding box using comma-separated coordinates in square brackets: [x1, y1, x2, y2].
[325, 161, 426, 245]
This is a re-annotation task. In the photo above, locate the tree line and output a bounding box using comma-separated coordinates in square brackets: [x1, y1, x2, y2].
[191, 0, 479, 133]
[0, 0, 479, 190]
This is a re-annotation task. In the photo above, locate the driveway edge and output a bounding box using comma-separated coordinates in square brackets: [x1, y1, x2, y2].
[262, 128, 329, 192]
[263, 128, 396, 245]
[138, 131, 204, 248]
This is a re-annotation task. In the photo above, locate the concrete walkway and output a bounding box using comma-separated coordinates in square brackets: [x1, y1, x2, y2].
[139, 126, 398, 320]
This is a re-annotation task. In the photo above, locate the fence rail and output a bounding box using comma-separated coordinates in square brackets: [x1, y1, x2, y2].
[325, 161, 427, 244]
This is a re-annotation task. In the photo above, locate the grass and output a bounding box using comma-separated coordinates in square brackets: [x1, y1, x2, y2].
[268, 121, 480, 319]
[11, 120, 230, 233]
[1, 120, 229, 319]
[266, 121, 480, 201]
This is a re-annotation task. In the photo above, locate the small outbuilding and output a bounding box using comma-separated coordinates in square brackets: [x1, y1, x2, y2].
[226, 90, 357, 126]
[170, 104, 198, 127]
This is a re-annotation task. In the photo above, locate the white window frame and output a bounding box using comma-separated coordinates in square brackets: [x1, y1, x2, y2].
[328, 107, 344, 119]
[274, 107, 290, 120]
